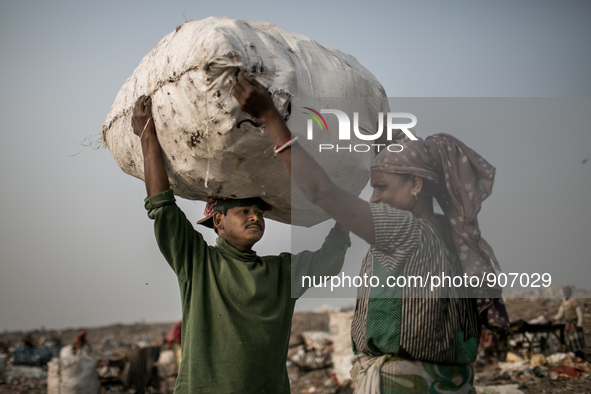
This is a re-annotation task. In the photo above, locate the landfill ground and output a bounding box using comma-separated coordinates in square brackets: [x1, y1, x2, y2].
[1, 298, 591, 394]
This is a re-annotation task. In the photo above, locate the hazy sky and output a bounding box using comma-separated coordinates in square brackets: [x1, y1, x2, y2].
[1, 0, 590, 332]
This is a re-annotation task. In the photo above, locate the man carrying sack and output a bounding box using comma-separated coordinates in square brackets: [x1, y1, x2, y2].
[132, 95, 350, 393]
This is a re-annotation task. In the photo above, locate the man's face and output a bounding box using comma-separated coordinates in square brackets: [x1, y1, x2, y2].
[215, 205, 266, 251]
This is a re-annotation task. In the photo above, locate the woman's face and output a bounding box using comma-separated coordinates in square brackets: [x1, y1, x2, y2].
[370, 171, 415, 211]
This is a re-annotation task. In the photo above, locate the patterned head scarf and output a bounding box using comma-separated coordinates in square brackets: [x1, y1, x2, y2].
[371, 133, 509, 333]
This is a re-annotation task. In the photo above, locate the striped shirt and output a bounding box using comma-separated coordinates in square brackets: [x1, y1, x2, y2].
[351, 203, 481, 365]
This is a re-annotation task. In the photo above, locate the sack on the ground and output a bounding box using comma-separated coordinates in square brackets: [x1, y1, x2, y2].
[103, 17, 392, 226]
[48, 355, 100, 394]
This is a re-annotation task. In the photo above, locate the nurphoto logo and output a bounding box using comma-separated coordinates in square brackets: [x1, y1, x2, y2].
[303, 108, 417, 153]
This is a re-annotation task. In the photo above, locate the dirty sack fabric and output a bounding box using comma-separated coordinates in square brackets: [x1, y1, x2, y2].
[351, 354, 476, 394]
[351, 203, 481, 365]
[47, 356, 100, 394]
[105, 17, 391, 227]
[145, 189, 350, 394]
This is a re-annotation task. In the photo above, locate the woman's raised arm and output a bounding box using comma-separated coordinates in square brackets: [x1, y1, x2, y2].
[232, 71, 375, 244]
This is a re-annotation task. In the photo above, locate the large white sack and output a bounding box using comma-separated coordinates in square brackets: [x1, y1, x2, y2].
[47, 359, 60, 394]
[48, 355, 100, 394]
[157, 349, 176, 378]
[102, 17, 390, 226]
[329, 310, 355, 385]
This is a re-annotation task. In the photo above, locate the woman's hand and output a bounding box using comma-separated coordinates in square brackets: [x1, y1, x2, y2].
[232, 71, 281, 122]
[231, 70, 374, 244]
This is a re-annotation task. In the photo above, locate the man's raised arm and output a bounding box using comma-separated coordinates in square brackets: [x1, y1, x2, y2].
[131, 95, 169, 197]
[133, 96, 202, 279]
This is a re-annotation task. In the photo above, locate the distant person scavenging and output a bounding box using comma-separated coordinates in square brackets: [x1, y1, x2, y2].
[72, 330, 91, 356]
[551, 286, 586, 359]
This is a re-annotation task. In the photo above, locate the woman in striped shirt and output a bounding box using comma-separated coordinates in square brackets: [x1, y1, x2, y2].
[233, 71, 508, 393]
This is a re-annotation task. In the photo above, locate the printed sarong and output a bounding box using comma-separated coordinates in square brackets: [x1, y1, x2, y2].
[351, 354, 476, 394]
[565, 322, 586, 353]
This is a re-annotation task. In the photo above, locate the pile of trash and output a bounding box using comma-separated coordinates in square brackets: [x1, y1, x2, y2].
[473, 302, 591, 394]
[474, 352, 591, 394]
[286, 310, 355, 394]
[289, 331, 334, 371]
[0, 323, 173, 394]
[496, 352, 589, 381]
[1, 354, 49, 393]
[1, 298, 588, 394]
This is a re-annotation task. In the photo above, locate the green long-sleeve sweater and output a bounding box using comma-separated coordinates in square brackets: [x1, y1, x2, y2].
[145, 190, 350, 394]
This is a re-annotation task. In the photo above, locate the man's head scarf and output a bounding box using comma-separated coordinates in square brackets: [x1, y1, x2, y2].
[371, 133, 509, 333]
